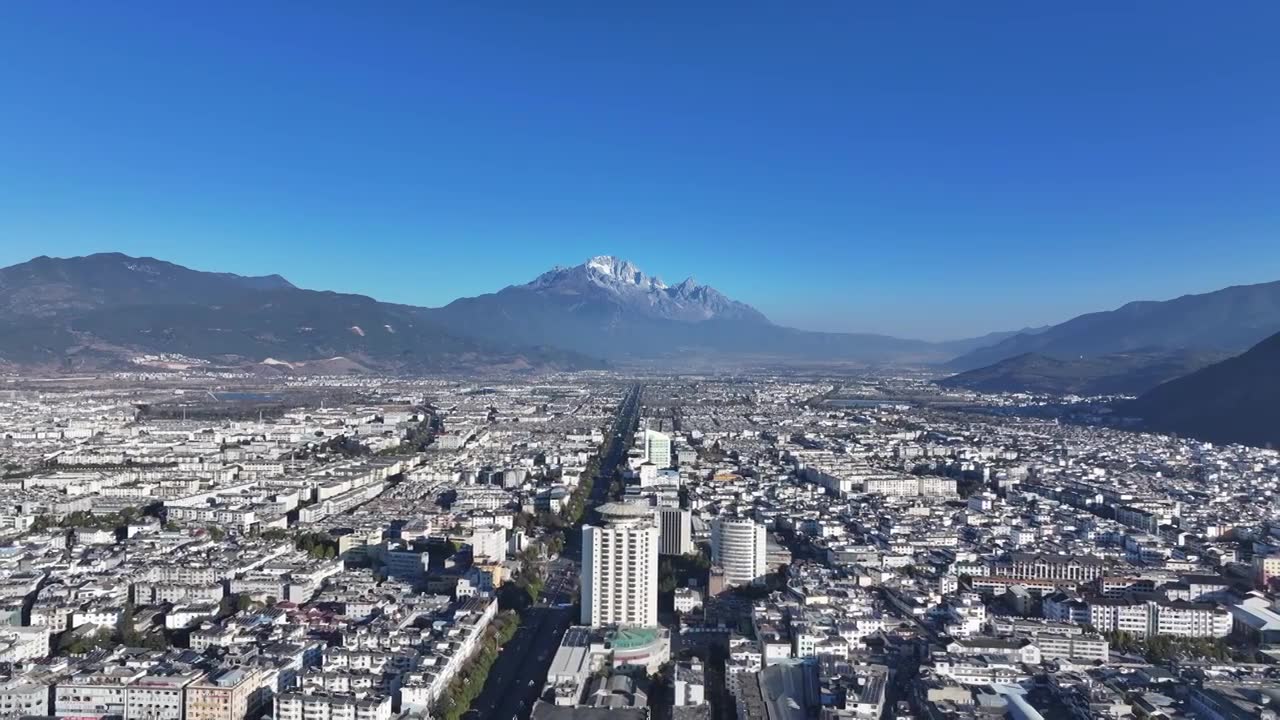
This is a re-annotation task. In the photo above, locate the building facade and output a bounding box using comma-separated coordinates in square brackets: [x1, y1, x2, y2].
[185, 668, 264, 720]
[711, 517, 767, 588]
[643, 430, 672, 469]
[655, 506, 693, 556]
[582, 502, 659, 628]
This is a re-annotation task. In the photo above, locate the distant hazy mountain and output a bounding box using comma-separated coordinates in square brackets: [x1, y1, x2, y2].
[1124, 332, 1280, 448]
[934, 325, 1051, 358]
[0, 253, 599, 373]
[428, 255, 952, 363]
[0, 252, 294, 316]
[946, 281, 1280, 370]
[937, 349, 1227, 396]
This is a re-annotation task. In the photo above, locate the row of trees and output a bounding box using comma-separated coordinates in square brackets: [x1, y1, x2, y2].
[500, 545, 547, 609]
[1102, 629, 1234, 662]
[558, 450, 603, 527]
[32, 505, 157, 532]
[258, 528, 341, 559]
[433, 610, 521, 720]
[293, 530, 340, 559]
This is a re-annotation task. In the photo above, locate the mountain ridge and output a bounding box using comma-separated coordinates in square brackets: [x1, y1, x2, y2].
[0, 252, 296, 317]
[427, 256, 959, 363]
[517, 254, 769, 324]
[6, 252, 1240, 373]
[937, 349, 1229, 396]
[1124, 331, 1280, 448]
[947, 280, 1280, 370]
[0, 253, 600, 374]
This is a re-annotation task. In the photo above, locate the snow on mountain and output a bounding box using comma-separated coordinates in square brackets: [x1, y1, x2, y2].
[524, 255, 769, 323]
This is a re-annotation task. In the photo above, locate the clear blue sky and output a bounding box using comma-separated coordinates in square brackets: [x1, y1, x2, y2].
[2, 2, 1278, 340]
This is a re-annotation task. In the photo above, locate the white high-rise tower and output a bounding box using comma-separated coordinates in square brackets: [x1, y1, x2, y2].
[581, 502, 659, 627]
[711, 516, 767, 588]
[643, 429, 672, 469]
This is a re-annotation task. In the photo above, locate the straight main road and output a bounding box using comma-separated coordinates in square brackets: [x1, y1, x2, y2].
[467, 604, 573, 720]
[468, 383, 642, 720]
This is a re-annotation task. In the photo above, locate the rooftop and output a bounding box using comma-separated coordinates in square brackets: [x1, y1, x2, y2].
[596, 502, 653, 520]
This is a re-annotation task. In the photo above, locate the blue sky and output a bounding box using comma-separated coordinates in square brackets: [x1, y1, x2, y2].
[1, 2, 1277, 340]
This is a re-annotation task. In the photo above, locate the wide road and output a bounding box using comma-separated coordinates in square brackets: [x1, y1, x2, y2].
[468, 383, 642, 720]
[468, 604, 573, 720]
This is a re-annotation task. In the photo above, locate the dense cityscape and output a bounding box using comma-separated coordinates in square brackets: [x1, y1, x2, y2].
[4, 5, 1278, 720]
[0, 370, 1277, 720]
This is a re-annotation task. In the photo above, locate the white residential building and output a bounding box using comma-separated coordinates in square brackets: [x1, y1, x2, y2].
[274, 691, 390, 720]
[582, 502, 659, 628]
[125, 669, 204, 720]
[0, 677, 52, 717]
[711, 517, 767, 588]
[0, 626, 49, 662]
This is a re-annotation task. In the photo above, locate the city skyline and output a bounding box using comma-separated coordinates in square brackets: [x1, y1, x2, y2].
[3, 3, 1278, 338]
[4, 4, 1280, 718]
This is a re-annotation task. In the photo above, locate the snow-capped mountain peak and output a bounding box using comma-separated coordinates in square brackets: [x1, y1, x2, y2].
[673, 277, 698, 293]
[523, 256, 769, 324]
[583, 255, 666, 289]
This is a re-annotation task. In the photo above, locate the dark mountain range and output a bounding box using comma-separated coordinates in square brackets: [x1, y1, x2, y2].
[947, 281, 1280, 371]
[1123, 331, 1280, 448]
[427, 255, 957, 364]
[937, 349, 1228, 396]
[0, 253, 598, 373]
[13, 252, 1237, 374]
[0, 253, 295, 317]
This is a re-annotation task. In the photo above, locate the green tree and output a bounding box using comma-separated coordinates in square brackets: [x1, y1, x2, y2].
[546, 534, 565, 557]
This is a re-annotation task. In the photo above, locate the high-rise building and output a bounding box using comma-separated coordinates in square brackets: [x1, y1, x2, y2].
[655, 506, 693, 556]
[643, 429, 673, 469]
[711, 517, 767, 588]
[582, 502, 659, 627]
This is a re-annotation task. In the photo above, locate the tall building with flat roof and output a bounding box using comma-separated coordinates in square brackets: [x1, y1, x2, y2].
[582, 502, 659, 628]
[655, 506, 693, 556]
[643, 430, 672, 469]
[711, 517, 767, 588]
